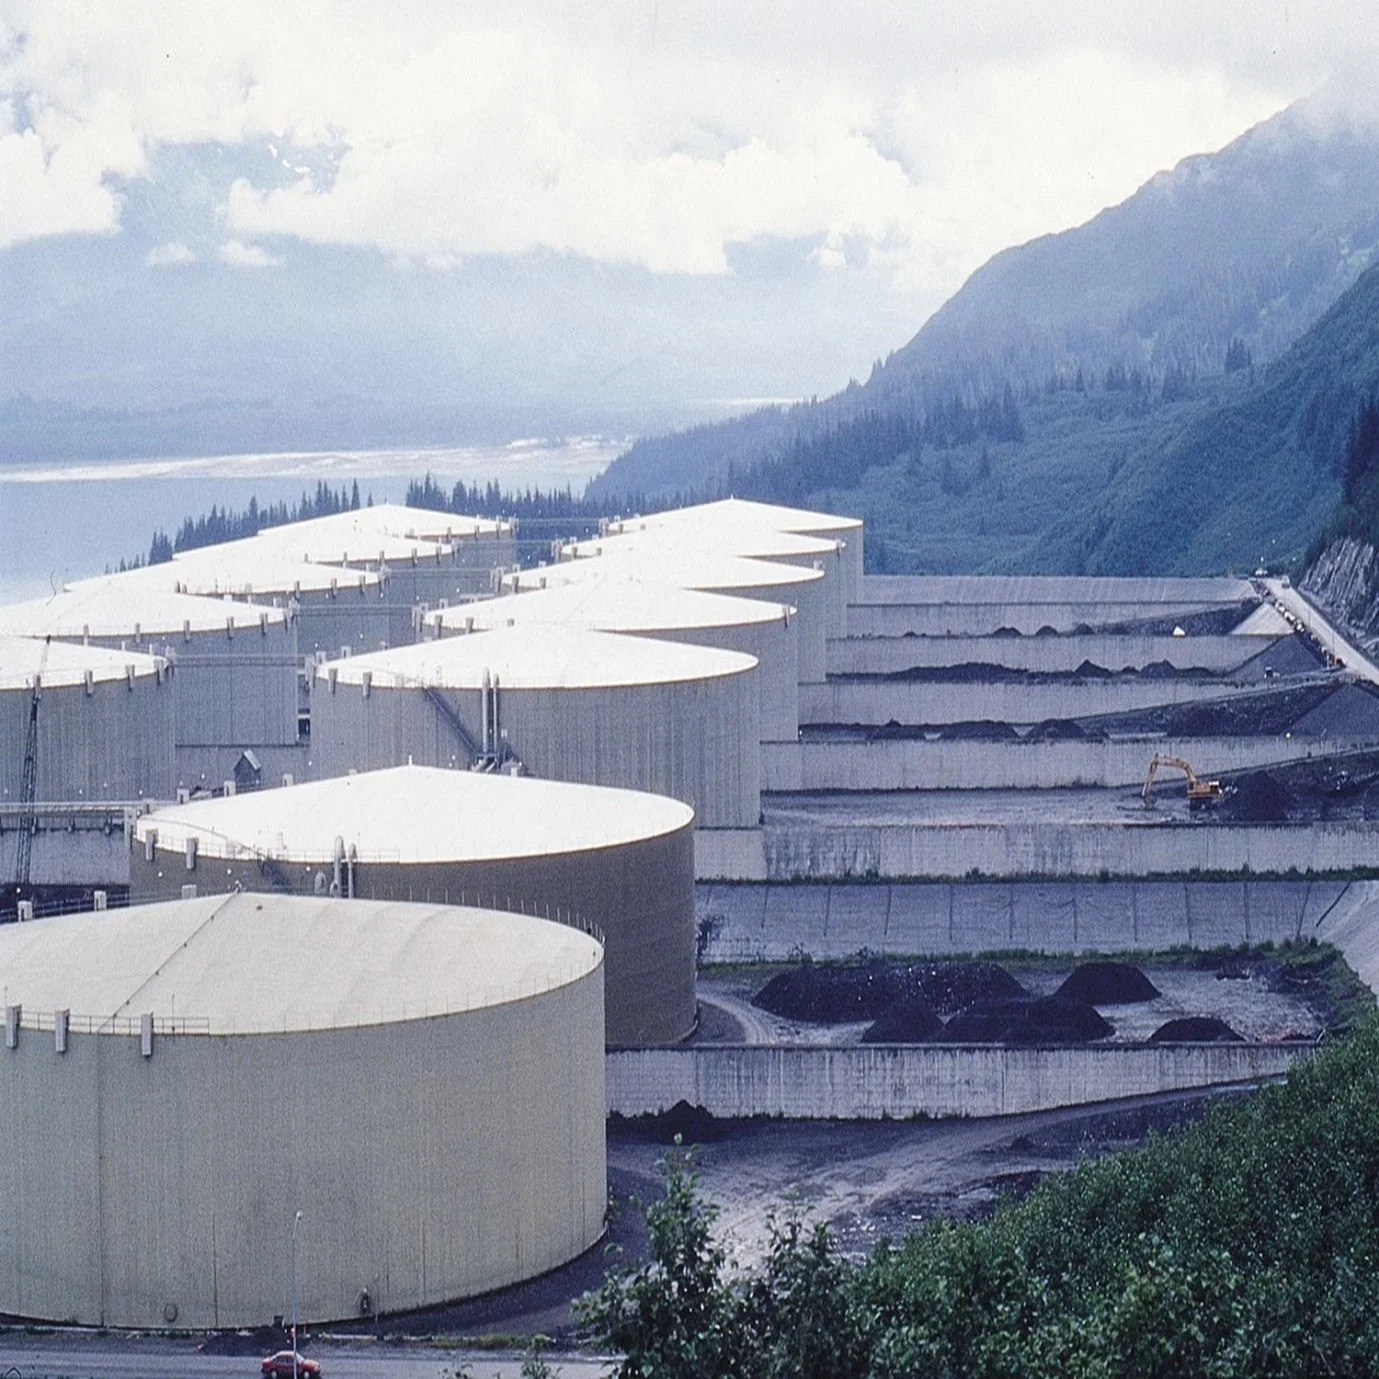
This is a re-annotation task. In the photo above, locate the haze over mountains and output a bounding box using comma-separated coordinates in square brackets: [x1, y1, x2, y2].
[592, 96, 1379, 577]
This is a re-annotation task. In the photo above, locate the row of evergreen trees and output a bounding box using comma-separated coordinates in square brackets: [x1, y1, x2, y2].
[735, 388, 1024, 508]
[405, 473, 646, 522]
[146, 482, 366, 563]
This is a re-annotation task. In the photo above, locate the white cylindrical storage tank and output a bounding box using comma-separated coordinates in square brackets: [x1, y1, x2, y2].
[263, 503, 516, 589]
[511, 552, 829, 685]
[312, 626, 761, 828]
[132, 763, 696, 1043]
[72, 550, 394, 659]
[0, 892, 605, 1327]
[0, 637, 174, 802]
[247, 524, 475, 635]
[563, 520, 847, 645]
[642, 498, 866, 603]
[431, 582, 800, 741]
[0, 585, 300, 788]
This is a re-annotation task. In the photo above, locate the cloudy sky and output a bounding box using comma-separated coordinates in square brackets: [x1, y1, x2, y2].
[2, 1, 1375, 426]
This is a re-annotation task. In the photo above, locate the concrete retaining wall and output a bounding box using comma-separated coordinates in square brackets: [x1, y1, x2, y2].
[606, 1042, 1306, 1120]
[828, 633, 1278, 677]
[846, 602, 1245, 639]
[695, 878, 1349, 961]
[761, 818, 1379, 882]
[762, 735, 1368, 792]
[801, 676, 1256, 726]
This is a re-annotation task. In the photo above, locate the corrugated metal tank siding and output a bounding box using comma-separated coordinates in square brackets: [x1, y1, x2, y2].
[0, 676, 175, 802]
[0, 963, 606, 1327]
[754, 546, 847, 644]
[90, 621, 300, 751]
[718, 575, 828, 685]
[311, 672, 761, 829]
[290, 585, 398, 658]
[132, 823, 696, 1045]
[615, 619, 799, 742]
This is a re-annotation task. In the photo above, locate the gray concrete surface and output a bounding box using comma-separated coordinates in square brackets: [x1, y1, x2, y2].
[801, 674, 1271, 727]
[828, 633, 1278, 677]
[761, 734, 1366, 792]
[606, 1043, 1306, 1119]
[695, 878, 1349, 961]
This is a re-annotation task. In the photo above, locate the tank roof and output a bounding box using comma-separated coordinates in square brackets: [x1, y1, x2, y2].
[71, 548, 381, 598]
[247, 523, 457, 567]
[0, 892, 601, 1035]
[640, 497, 863, 535]
[562, 524, 838, 562]
[137, 763, 693, 863]
[0, 636, 166, 691]
[431, 581, 791, 635]
[278, 502, 509, 542]
[320, 623, 757, 689]
[0, 586, 287, 639]
[510, 550, 824, 596]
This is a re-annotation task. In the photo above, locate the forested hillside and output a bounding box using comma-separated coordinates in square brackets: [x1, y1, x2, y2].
[590, 99, 1379, 576]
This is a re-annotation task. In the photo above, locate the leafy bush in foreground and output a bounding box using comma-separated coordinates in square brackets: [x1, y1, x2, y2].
[582, 1014, 1379, 1377]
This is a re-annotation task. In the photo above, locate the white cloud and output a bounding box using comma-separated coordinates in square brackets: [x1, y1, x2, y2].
[218, 238, 280, 268]
[145, 239, 194, 266]
[1, 0, 1373, 296]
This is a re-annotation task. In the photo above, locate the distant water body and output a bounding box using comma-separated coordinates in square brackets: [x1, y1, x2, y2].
[0, 437, 622, 603]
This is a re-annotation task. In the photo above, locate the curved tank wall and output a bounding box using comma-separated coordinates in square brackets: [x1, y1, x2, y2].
[431, 584, 800, 741]
[131, 765, 697, 1044]
[0, 893, 606, 1328]
[311, 628, 761, 828]
[0, 638, 175, 802]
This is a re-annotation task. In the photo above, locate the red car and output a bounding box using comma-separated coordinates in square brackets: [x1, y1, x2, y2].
[261, 1351, 321, 1377]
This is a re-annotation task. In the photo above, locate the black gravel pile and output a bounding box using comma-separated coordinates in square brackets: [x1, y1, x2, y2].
[1056, 962, 1160, 1005]
[1095, 603, 1258, 637]
[937, 996, 1113, 1045]
[1148, 1016, 1242, 1043]
[753, 960, 1026, 1024]
[1219, 770, 1291, 822]
[934, 719, 1022, 741]
[1024, 718, 1086, 740]
[1072, 659, 1114, 679]
[861, 997, 944, 1044]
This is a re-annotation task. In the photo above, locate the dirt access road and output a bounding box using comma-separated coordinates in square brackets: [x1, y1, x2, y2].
[1266, 578, 1379, 685]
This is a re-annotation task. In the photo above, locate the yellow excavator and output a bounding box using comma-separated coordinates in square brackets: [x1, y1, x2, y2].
[1142, 754, 1223, 808]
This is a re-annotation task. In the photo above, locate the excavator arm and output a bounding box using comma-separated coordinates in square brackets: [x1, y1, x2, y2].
[1143, 754, 1223, 807]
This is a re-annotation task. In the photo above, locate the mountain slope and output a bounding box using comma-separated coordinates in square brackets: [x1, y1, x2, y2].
[1020, 261, 1379, 575]
[593, 98, 1379, 505]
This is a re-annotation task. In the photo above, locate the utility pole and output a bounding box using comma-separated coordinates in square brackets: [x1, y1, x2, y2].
[291, 1209, 303, 1379]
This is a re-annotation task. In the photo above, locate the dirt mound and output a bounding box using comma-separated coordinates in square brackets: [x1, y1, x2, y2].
[1148, 1017, 1242, 1043]
[937, 719, 1022, 741]
[861, 997, 944, 1044]
[1219, 770, 1291, 822]
[1232, 633, 1324, 681]
[1072, 660, 1113, 679]
[1056, 962, 1160, 1005]
[1099, 604, 1258, 637]
[937, 996, 1112, 1045]
[1290, 683, 1379, 738]
[753, 960, 1026, 1023]
[1024, 718, 1085, 740]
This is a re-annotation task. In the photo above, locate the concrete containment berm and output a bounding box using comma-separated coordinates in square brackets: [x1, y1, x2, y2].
[133, 763, 696, 1044]
[0, 892, 606, 1329]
